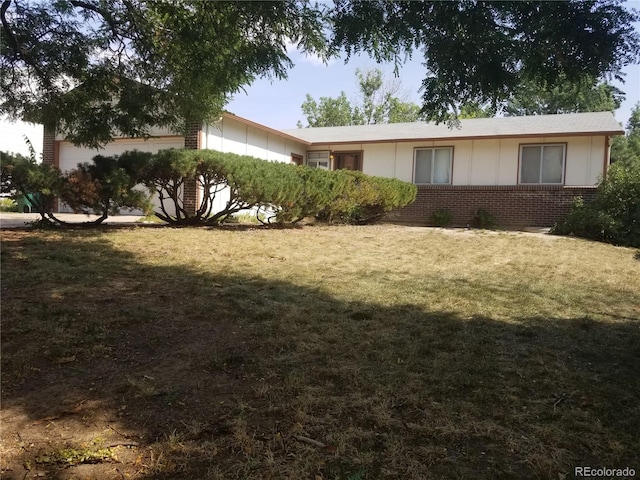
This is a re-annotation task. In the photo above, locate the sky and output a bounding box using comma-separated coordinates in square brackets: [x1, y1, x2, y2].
[227, 48, 640, 131]
[2, 11, 639, 158]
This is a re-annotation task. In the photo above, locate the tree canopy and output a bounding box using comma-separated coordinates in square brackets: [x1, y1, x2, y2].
[1, 0, 327, 146]
[298, 68, 424, 127]
[2, 0, 639, 146]
[331, 1, 639, 122]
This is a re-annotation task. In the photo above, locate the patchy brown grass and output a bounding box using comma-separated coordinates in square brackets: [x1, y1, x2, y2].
[1, 225, 639, 479]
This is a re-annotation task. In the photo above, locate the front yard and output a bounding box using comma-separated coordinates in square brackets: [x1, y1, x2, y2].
[1, 225, 638, 479]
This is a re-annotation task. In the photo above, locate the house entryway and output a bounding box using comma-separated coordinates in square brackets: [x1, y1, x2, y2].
[333, 151, 362, 171]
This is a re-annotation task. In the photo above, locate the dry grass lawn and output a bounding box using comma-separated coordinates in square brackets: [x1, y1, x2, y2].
[1, 225, 639, 479]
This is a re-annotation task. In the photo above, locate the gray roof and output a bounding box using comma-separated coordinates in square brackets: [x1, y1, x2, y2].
[281, 112, 624, 145]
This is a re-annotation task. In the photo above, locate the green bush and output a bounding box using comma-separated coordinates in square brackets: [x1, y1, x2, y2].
[551, 163, 640, 247]
[61, 151, 153, 224]
[317, 170, 417, 224]
[143, 149, 305, 225]
[432, 208, 453, 227]
[283, 166, 353, 223]
[144, 148, 201, 223]
[473, 208, 497, 229]
[0, 197, 18, 212]
[0, 150, 65, 223]
[141, 149, 417, 226]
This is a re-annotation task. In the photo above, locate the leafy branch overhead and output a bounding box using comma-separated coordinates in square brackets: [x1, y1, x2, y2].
[330, 0, 640, 121]
[1, 0, 639, 146]
[0, 0, 328, 147]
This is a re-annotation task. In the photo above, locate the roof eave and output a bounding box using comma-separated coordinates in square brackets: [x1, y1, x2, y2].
[300, 130, 625, 147]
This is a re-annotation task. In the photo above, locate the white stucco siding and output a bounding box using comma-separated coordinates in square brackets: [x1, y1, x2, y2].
[320, 134, 606, 187]
[588, 136, 606, 184]
[54, 125, 176, 141]
[468, 139, 500, 185]
[361, 143, 396, 178]
[497, 139, 520, 185]
[202, 117, 306, 163]
[562, 135, 606, 186]
[246, 127, 268, 159]
[449, 141, 473, 185]
[58, 137, 184, 173]
[393, 143, 415, 183]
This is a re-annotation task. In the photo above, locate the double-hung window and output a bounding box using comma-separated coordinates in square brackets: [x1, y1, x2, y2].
[519, 144, 565, 184]
[414, 147, 452, 184]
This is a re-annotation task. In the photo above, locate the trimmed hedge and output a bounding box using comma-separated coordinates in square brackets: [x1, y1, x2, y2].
[145, 149, 417, 225]
[1, 147, 417, 227]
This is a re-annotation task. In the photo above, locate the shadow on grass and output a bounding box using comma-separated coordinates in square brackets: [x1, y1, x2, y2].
[1, 230, 639, 480]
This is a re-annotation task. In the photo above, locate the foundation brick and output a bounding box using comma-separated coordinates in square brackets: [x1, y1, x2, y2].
[387, 185, 598, 228]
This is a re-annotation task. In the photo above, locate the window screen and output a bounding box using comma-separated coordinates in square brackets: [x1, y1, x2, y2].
[520, 145, 565, 184]
[414, 148, 452, 184]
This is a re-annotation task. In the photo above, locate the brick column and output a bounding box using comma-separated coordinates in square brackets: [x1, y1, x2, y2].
[182, 122, 202, 214]
[42, 124, 60, 212]
[42, 124, 57, 166]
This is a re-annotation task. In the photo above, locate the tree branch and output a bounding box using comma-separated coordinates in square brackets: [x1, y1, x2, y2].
[0, 0, 18, 54]
[1, 0, 54, 90]
[69, 0, 119, 34]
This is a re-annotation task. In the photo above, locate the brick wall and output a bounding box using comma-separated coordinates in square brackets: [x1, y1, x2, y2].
[182, 122, 201, 214]
[386, 185, 598, 228]
[42, 124, 60, 211]
[42, 124, 57, 166]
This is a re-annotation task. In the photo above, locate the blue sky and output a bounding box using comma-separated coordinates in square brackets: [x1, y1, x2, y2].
[227, 47, 640, 131]
[2, 12, 639, 157]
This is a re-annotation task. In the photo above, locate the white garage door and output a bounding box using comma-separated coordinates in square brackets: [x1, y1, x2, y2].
[58, 137, 184, 215]
[58, 138, 184, 172]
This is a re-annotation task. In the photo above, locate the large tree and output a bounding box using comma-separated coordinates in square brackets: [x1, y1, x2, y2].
[299, 68, 424, 127]
[331, 1, 640, 122]
[0, 0, 327, 147]
[2, 1, 639, 145]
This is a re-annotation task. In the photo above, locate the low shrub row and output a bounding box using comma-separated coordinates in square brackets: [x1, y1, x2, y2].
[0, 148, 417, 226]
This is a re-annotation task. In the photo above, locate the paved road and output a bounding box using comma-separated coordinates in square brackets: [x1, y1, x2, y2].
[0, 213, 145, 228]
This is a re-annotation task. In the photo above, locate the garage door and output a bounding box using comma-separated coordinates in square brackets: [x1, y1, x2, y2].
[58, 137, 184, 215]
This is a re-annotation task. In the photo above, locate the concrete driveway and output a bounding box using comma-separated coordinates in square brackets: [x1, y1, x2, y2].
[0, 212, 145, 228]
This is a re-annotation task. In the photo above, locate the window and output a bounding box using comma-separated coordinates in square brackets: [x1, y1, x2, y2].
[334, 151, 362, 171]
[414, 148, 452, 184]
[519, 144, 565, 184]
[307, 151, 330, 170]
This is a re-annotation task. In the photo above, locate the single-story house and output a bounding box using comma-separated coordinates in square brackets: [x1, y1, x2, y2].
[43, 111, 624, 227]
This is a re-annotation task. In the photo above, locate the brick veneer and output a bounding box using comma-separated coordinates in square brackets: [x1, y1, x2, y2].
[182, 122, 201, 214]
[42, 124, 57, 166]
[386, 185, 598, 228]
[42, 124, 60, 211]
